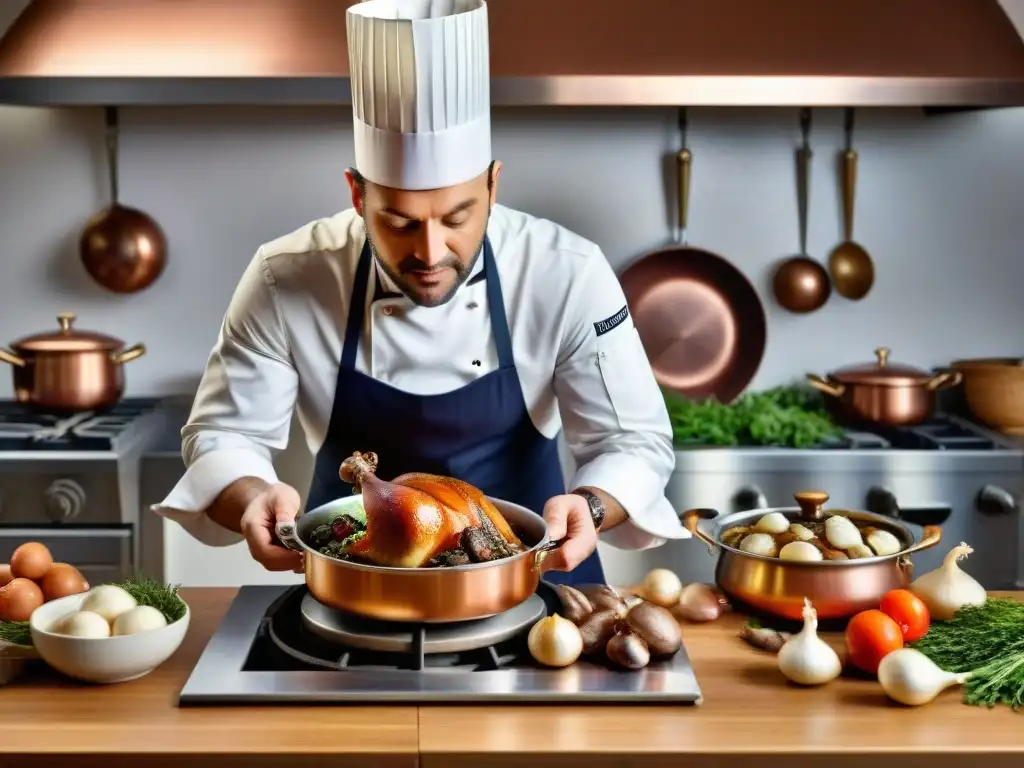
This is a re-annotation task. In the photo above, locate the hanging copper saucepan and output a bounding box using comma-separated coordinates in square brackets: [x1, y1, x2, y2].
[619, 109, 766, 403]
[79, 107, 167, 294]
[0, 313, 146, 414]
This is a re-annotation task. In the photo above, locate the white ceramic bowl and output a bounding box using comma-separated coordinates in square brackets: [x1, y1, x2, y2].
[29, 591, 190, 684]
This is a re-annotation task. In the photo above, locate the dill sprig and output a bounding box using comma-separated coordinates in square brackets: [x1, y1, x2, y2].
[0, 620, 32, 647]
[912, 598, 1024, 710]
[114, 575, 187, 624]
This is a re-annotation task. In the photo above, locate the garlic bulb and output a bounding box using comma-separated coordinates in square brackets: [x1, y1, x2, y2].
[739, 533, 777, 557]
[753, 512, 790, 535]
[877, 648, 970, 706]
[824, 515, 863, 550]
[788, 524, 815, 542]
[846, 543, 874, 559]
[640, 568, 683, 607]
[910, 542, 987, 620]
[867, 529, 902, 557]
[779, 541, 823, 562]
[777, 598, 842, 686]
[528, 614, 583, 668]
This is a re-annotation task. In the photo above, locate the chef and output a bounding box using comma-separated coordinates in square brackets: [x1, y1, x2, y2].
[153, 0, 686, 587]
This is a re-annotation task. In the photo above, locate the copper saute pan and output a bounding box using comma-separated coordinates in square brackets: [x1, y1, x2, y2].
[275, 495, 566, 623]
[682, 490, 942, 621]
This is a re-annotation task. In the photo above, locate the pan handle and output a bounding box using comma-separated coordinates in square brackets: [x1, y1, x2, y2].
[678, 147, 691, 242]
[533, 534, 567, 571]
[273, 521, 305, 552]
[806, 373, 845, 398]
[797, 108, 812, 257]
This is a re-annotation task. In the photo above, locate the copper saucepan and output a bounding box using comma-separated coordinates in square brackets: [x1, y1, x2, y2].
[619, 108, 766, 403]
[275, 495, 567, 623]
[807, 347, 962, 427]
[682, 490, 942, 621]
[0, 313, 146, 413]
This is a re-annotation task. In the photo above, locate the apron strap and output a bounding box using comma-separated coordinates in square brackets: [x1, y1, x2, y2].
[340, 234, 514, 371]
[340, 239, 373, 371]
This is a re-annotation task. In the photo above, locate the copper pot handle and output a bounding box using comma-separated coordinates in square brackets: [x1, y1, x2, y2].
[111, 344, 146, 365]
[926, 370, 963, 391]
[806, 374, 845, 398]
[273, 521, 305, 552]
[0, 349, 25, 368]
[896, 524, 942, 573]
[533, 535, 569, 571]
[679, 508, 720, 555]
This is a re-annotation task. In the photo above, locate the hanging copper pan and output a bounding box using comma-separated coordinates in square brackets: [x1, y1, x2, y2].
[619, 110, 766, 403]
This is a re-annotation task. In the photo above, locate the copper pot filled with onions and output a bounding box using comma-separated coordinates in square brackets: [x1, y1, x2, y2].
[274, 450, 569, 623]
[681, 490, 942, 620]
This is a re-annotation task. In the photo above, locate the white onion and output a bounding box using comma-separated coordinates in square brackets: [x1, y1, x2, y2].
[779, 541, 823, 562]
[825, 515, 863, 550]
[867, 529, 902, 557]
[777, 598, 842, 686]
[753, 512, 790, 535]
[846, 543, 874, 559]
[639, 568, 683, 607]
[878, 648, 970, 706]
[528, 615, 584, 667]
[910, 542, 987, 620]
[788, 524, 815, 541]
[739, 533, 777, 557]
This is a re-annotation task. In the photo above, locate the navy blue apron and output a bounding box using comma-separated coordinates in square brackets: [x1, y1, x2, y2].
[305, 234, 606, 588]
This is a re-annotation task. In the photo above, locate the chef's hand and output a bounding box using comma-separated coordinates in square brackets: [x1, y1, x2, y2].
[240, 482, 304, 573]
[539, 494, 599, 573]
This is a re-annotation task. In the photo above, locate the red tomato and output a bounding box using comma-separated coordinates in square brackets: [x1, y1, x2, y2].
[845, 609, 904, 675]
[879, 589, 931, 642]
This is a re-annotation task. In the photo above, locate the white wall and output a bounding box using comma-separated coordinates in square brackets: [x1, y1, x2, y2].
[2, 103, 1024, 584]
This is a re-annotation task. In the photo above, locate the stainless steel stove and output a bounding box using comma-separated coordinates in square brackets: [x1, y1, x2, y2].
[602, 414, 1024, 591]
[178, 584, 703, 705]
[0, 399, 171, 585]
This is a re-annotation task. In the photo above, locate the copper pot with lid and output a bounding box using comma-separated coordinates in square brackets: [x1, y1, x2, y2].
[0, 313, 146, 413]
[806, 347, 961, 427]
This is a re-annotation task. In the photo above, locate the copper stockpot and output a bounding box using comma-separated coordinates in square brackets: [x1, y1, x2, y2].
[0, 313, 146, 413]
[275, 494, 567, 623]
[949, 357, 1024, 435]
[682, 490, 942, 621]
[806, 347, 962, 427]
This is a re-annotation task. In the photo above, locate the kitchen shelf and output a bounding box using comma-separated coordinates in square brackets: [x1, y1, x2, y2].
[2, 0, 1024, 108]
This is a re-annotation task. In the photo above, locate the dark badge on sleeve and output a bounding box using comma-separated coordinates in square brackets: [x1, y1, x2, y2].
[593, 305, 630, 337]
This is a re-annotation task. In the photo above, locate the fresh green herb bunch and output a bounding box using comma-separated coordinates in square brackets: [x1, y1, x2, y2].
[115, 576, 187, 624]
[0, 620, 31, 646]
[663, 385, 844, 449]
[912, 598, 1024, 710]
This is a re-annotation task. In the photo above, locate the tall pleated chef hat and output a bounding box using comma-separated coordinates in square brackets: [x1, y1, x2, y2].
[346, 0, 491, 191]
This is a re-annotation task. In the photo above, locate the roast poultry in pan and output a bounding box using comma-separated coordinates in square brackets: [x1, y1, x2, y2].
[306, 451, 525, 568]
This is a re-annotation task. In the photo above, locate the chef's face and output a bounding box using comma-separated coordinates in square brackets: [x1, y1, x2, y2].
[347, 162, 502, 307]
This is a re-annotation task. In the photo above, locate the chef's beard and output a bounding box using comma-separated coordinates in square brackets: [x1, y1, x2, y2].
[366, 211, 490, 308]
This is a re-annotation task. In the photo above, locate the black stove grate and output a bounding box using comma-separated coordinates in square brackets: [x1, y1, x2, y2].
[248, 584, 563, 673]
[829, 415, 1000, 451]
[0, 398, 163, 451]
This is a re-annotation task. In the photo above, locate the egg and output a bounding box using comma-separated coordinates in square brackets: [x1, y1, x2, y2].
[113, 605, 168, 636]
[0, 577, 44, 622]
[80, 584, 137, 623]
[53, 610, 111, 639]
[0, 564, 12, 588]
[10, 542, 53, 581]
[39, 563, 90, 602]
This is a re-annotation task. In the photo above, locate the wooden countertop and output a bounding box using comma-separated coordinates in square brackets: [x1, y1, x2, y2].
[2, 588, 1022, 768]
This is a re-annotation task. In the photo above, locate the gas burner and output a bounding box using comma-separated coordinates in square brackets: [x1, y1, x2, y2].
[0, 398, 164, 452]
[300, 590, 547, 654]
[832, 415, 1001, 451]
[263, 585, 553, 672]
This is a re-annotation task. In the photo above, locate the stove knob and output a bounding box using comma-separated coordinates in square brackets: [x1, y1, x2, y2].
[867, 486, 952, 526]
[43, 479, 86, 522]
[734, 486, 768, 511]
[977, 485, 1017, 515]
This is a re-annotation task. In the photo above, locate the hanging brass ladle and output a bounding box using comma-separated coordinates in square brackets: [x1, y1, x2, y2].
[828, 108, 875, 300]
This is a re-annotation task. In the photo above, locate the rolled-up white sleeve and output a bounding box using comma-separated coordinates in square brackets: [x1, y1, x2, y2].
[151, 251, 299, 546]
[553, 251, 687, 551]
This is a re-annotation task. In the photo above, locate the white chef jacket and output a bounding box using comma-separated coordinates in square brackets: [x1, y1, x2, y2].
[153, 204, 687, 550]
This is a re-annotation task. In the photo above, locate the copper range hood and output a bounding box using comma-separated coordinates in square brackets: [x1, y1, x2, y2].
[1, 0, 1024, 107]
